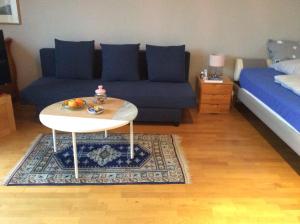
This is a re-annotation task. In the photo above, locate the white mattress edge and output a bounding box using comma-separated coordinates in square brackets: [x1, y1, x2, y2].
[242, 88, 300, 134]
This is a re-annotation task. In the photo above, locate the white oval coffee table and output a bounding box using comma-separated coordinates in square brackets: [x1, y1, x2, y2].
[39, 97, 138, 178]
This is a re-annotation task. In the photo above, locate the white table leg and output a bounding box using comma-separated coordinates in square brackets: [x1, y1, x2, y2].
[105, 130, 108, 138]
[52, 129, 57, 153]
[72, 132, 79, 179]
[130, 121, 134, 159]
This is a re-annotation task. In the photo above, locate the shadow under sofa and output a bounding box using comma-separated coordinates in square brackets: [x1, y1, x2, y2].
[21, 49, 196, 125]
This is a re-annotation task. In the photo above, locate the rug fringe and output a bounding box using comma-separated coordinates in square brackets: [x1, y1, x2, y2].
[1, 134, 44, 186]
[172, 135, 191, 184]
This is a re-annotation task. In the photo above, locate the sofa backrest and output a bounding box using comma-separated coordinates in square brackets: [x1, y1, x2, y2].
[40, 48, 191, 81]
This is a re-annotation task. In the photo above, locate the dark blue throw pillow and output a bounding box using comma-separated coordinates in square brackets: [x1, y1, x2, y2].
[100, 44, 140, 81]
[146, 45, 186, 82]
[55, 39, 94, 79]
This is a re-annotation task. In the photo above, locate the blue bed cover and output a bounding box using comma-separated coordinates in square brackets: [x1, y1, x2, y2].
[240, 68, 300, 132]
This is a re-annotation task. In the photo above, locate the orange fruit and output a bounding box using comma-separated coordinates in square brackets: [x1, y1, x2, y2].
[75, 98, 84, 106]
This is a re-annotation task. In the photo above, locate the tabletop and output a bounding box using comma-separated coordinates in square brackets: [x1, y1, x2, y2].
[39, 97, 138, 133]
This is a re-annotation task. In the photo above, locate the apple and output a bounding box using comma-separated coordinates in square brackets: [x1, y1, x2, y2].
[68, 100, 77, 108]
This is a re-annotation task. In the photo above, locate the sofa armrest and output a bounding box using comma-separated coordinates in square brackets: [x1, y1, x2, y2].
[40, 48, 56, 77]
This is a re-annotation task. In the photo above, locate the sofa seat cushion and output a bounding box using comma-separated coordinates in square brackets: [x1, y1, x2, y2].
[103, 81, 196, 108]
[21, 78, 196, 109]
[21, 78, 99, 108]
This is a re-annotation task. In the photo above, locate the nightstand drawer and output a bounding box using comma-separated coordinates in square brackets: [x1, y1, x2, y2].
[201, 94, 231, 104]
[201, 84, 233, 95]
[199, 103, 230, 113]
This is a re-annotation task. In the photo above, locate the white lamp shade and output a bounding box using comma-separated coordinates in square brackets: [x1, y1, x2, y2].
[209, 54, 225, 67]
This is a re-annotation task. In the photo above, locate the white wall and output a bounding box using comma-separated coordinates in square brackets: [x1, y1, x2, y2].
[1, 0, 300, 89]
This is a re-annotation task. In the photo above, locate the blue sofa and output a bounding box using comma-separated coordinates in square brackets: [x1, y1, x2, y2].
[21, 49, 196, 124]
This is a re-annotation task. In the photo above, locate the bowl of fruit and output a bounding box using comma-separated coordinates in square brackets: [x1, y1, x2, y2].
[62, 98, 86, 110]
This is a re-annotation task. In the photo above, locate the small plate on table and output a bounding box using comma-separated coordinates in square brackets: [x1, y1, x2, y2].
[87, 105, 104, 115]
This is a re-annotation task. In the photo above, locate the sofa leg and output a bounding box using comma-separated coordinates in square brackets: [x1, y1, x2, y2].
[174, 122, 180, 127]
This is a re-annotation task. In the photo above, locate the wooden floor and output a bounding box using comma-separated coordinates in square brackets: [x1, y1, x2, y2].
[0, 104, 300, 224]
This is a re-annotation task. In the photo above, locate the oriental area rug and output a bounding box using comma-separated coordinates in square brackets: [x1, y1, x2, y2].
[3, 133, 190, 186]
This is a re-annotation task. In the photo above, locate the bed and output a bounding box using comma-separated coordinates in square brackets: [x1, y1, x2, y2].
[234, 58, 300, 156]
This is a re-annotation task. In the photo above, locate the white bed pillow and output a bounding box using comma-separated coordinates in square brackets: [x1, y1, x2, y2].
[270, 59, 300, 74]
[274, 74, 300, 96]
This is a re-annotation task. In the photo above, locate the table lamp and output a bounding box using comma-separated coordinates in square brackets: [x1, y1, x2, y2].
[209, 54, 225, 78]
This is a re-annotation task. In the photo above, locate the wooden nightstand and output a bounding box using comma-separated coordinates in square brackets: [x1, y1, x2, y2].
[0, 94, 16, 137]
[197, 76, 233, 114]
